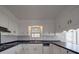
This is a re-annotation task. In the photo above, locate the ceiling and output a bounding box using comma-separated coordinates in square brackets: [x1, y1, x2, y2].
[4, 5, 66, 20]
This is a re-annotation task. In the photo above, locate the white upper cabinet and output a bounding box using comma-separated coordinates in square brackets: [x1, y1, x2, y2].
[0, 6, 9, 28]
[56, 6, 79, 33]
[8, 18, 19, 35]
[0, 6, 19, 35]
[70, 7, 79, 28]
[0, 14, 8, 28]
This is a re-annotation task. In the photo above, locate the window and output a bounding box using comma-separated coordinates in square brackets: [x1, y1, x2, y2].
[55, 31, 66, 42]
[65, 29, 76, 43]
[66, 30, 73, 42]
[55, 32, 62, 40]
[56, 28, 79, 44]
[61, 31, 67, 42]
[28, 25, 43, 37]
[72, 30, 76, 43]
[76, 29, 79, 44]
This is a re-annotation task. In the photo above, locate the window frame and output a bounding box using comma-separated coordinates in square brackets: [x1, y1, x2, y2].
[28, 25, 43, 37]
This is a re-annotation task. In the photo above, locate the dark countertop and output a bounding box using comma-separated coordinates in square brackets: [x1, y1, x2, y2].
[0, 40, 59, 52]
[0, 41, 20, 52]
[52, 42, 79, 54]
[0, 40, 79, 54]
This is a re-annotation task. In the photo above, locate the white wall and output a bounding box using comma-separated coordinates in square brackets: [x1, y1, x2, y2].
[56, 6, 79, 33]
[0, 6, 20, 43]
[18, 19, 55, 36]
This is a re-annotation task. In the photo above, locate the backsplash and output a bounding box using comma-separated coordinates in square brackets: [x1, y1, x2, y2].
[1, 35, 18, 43]
[17, 35, 29, 40]
[1, 35, 56, 43]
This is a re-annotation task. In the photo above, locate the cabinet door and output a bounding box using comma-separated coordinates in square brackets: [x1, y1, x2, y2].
[43, 46, 50, 54]
[60, 48, 67, 54]
[49, 44, 54, 54]
[0, 15, 8, 29]
[67, 51, 76, 54]
[23, 44, 43, 54]
[0, 46, 17, 54]
[15, 44, 23, 54]
[0, 16, 9, 35]
[49, 44, 68, 54]
[52, 44, 61, 54]
[22, 44, 30, 54]
[29, 44, 43, 54]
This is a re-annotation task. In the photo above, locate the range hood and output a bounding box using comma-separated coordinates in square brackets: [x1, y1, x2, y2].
[0, 26, 11, 33]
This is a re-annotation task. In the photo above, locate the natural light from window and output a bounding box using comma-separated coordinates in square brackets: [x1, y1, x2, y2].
[57, 29, 77, 44]
[28, 25, 43, 37]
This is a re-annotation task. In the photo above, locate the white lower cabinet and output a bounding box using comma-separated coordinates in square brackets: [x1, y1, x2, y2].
[60, 48, 67, 54]
[0, 45, 18, 54]
[49, 44, 67, 54]
[0, 44, 43, 54]
[0, 44, 23, 54]
[0, 44, 76, 54]
[22, 44, 30, 54]
[52, 44, 61, 54]
[43, 46, 50, 54]
[49, 44, 75, 54]
[49, 44, 54, 54]
[15, 44, 23, 54]
[22, 44, 43, 54]
[67, 50, 76, 54]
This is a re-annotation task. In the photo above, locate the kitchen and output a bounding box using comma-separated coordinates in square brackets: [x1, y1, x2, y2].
[0, 5, 79, 54]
